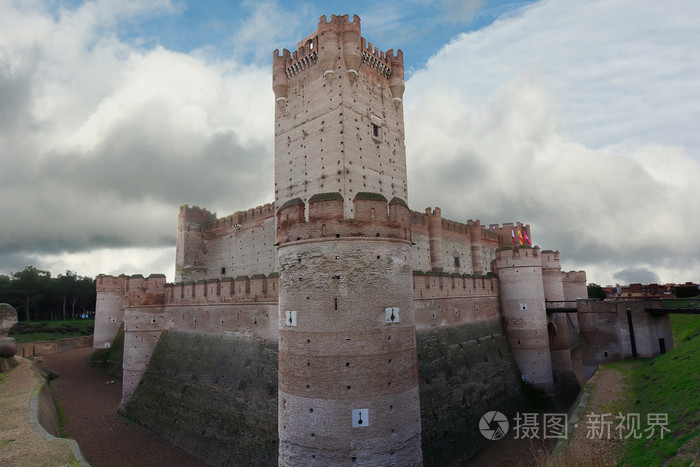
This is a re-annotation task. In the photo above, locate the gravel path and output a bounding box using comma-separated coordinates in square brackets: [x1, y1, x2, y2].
[468, 367, 628, 466]
[556, 366, 626, 465]
[40, 347, 205, 467]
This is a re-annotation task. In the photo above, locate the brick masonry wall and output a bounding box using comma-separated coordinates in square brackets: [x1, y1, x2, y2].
[202, 215, 277, 279]
[277, 236, 422, 465]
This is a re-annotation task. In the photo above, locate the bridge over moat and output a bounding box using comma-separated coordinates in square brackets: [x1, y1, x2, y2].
[546, 298, 700, 314]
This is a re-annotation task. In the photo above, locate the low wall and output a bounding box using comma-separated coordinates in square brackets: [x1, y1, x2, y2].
[18, 336, 93, 358]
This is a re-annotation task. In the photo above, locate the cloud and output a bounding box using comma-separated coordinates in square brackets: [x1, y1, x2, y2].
[1, 0, 698, 289]
[404, 0, 700, 285]
[0, 0, 273, 277]
[612, 267, 661, 285]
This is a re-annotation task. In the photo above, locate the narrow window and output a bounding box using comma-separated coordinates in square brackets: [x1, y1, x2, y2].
[372, 123, 379, 137]
[221, 267, 226, 275]
[454, 256, 460, 267]
[334, 298, 338, 310]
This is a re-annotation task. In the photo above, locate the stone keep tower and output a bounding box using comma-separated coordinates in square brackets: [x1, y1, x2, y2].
[273, 15, 423, 466]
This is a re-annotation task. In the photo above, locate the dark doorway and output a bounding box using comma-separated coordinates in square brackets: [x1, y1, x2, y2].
[626, 309, 638, 358]
[659, 337, 667, 354]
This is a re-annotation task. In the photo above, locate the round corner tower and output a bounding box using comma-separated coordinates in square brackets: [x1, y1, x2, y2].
[274, 15, 422, 466]
[94, 274, 125, 349]
[493, 245, 554, 393]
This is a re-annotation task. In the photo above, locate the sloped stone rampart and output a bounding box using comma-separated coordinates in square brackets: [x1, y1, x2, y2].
[122, 331, 278, 466]
[123, 322, 524, 466]
[417, 320, 523, 465]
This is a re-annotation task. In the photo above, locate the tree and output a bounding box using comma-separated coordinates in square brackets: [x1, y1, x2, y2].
[55, 270, 97, 319]
[674, 284, 699, 298]
[0, 274, 11, 300]
[0, 266, 96, 321]
[587, 283, 607, 300]
[10, 266, 52, 321]
[57, 270, 79, 320]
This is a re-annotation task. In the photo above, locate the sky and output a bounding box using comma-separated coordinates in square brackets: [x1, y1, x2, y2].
[1, 0, 699, 287]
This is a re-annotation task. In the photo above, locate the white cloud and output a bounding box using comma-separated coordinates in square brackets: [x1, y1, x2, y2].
[32, 246, 176, 278]
[0, 0, 274, 278]
[405, 0, 700, 285]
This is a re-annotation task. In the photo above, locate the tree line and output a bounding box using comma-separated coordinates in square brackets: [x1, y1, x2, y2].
[0, 266, 96, 321]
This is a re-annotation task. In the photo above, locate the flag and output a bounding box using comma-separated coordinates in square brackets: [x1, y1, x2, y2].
[511, 229, 516, 244]
[517, 228, 524, 245]
[523, 230, 532, 246]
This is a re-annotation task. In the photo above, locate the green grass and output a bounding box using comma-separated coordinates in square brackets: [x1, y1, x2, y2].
[8, 319, 94, 343]
[53, 396, 68, 437]
[610, 314, 700, 466]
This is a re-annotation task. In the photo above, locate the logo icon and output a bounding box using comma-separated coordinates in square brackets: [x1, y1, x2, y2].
[479, 411, 509, 440]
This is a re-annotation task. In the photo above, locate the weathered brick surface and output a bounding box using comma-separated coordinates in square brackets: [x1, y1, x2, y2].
[277, 234, 422, 464]
[123, 331, 278, 466]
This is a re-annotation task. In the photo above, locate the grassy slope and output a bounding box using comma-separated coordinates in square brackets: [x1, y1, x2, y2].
[609, 314, 700, 465]
[8, 319, 94, 343]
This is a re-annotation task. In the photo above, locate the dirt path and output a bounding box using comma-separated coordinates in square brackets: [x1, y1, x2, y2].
[467, 367, 628, 466]
[40, 347, 205, 467]
[554, 366, 627, 465]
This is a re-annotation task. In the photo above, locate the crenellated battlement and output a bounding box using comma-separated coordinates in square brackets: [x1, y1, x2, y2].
[97, 273, 278, 309]
[96, 273, 127, 292]
[541, 250, 562, 269]
[179, 205, 217, 223]
[412, 272, 499, 300]
[272, 14, 404, 107]
[487, 222, 532, 246]
[276, 192, 411, 245]
[361, 39, 394, 78]
[493, 245, 542, 269]
[203, 202, 275, 232]
[97, 273, 167, 306]
[562, 270, 587, 282]
[165, 274, 278, 305]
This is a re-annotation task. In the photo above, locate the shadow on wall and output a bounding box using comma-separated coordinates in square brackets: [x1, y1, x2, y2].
[89, 324, 124, 380]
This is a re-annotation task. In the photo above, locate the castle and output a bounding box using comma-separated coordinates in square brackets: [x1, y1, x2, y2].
[94, 15, 674, 466]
